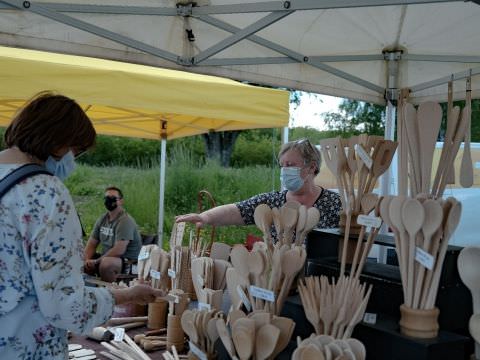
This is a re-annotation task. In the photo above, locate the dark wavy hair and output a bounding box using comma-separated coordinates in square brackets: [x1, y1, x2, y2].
[4, 91, 96, 160]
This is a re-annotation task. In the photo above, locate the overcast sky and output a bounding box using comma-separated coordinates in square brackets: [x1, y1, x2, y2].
[290, 92, 342, 130]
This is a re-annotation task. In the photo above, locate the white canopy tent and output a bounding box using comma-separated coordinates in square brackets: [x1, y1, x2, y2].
[1, 0, 479, 105]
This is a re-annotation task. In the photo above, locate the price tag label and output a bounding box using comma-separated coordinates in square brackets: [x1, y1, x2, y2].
[415, 247, 434, 270]
[198, 302, 211, 311]
[138, 247, 150, 261]
[189, 341, 207, 360]
[357, 214, 382, 229]
[363, 313, 377, 324]
[249, 285, 275, 303]
[168, 268, 176, 279]
[113, 327, 125, 342]
[236, 285, 252, 312]
[170, 295, 180, 304]
[150, 269, 161, 280]
[355, 144, 373, 169]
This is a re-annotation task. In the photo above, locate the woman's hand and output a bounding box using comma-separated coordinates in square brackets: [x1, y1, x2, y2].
[110, 284, 166, 305]
[175, 213, 207, 228]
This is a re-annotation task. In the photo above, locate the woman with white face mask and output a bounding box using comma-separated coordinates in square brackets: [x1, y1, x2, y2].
[0, 91, 165, 360]
[176, 138, 341, 242]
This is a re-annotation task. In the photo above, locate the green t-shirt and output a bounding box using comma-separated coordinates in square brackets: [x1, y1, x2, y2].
[91, 210, 141, 260]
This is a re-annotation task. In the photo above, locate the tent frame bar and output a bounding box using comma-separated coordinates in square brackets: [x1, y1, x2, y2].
[0, 0, 470, 13]
[0, 0, 180, 63]
[411, 65, 480, 93]
[197, 14, 385, 94]
[194, 10, 293, 64]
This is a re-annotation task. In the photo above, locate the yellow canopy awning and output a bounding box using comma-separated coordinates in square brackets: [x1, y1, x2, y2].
[0, 46, 289, 139]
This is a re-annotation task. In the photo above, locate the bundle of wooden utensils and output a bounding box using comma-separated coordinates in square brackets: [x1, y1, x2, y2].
[319, 135, 397, 275]
[254, 202, 320, 247]
[379, 195, 462, 338]
[227, 240, 306, 316]
[191, 256, 231, 310]
[292, 334, 366, 360]
[180, 309, 224, 359]
[400, 100, 471, 199]
[212, 310, 295, 360]
[99, 333, 151, 360]
[298, 275, 372, 339]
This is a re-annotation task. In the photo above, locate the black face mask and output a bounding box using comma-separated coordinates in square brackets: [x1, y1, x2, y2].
[104, 196, 118, 211]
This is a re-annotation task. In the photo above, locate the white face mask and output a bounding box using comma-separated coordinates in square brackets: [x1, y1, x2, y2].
[45, 150, 76, 180]
[280, 166, 304, 192]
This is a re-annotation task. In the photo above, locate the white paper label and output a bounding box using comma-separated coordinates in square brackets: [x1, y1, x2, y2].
[113, 327, 125, 342]
[236, 285, 252, 312]
[249, 285, 275, 303]
[138, 248, 150, 261]
[168, 268, 176, 279]
[189, 341, 207, 360]
[150, 269, 161, 280]
[198, 302, 211, 311]
[171, 295, 180, 304]
[355, 144, 373, 169]
[363, 313, 377, 324]
[197, 275, 204, 288]
[357, 214, 382, 229]
[475, 162, 480, 169]
[415, 247, 434, 270]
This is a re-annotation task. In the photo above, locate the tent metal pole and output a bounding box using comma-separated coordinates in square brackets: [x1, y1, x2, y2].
[158, 137, 167, 247]
[378, 100, 396, 264]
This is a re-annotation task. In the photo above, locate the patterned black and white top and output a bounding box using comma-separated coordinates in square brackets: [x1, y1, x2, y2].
[235, 188, 342, 242]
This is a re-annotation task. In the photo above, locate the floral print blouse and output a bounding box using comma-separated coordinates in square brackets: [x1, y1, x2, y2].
[236, 188, 341, 242]
[0, 164, 114, 359]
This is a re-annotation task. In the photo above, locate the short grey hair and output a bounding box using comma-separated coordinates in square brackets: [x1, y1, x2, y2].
[278, 138, 322, 175]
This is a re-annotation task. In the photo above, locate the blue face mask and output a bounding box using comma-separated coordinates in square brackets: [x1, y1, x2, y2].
[280, 167, 304, 192]
[45, 150, 76, 180]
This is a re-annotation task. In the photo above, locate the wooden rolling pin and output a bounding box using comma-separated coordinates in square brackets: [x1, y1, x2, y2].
[142, 339, 167, 352]
[106, 316, 148, 326]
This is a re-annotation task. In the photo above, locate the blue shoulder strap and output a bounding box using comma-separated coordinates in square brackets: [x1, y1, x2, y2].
[0, 163, 52, 199]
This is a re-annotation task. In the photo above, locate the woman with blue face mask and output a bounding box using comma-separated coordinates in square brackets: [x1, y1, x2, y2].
[0, 91, 165, 360]
[176, 138, 341, 242]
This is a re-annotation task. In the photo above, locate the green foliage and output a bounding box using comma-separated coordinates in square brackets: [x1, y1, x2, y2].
[323, 99, 385, 136]
[66, 151, 274, 247]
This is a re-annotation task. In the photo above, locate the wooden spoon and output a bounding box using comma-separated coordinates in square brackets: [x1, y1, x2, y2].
[460, 76, 473, 188]
[254, 204, 273, 243]
[281, 205, 298, 245]
[416, 102, 442, 193]
[401, 199, 425, 308]
[388, 196, 409, 300]
[412, 199, 443, 309]
[469, 313, 480, 360]
[302, 343, 326, 360]
[425, 198, 462, 308]
[232, 318, 255, 360]
[458, 246, 480, 314]
[271, 316, 296, 358]
[216, 318, 237, 359]
[346, 338, 366, 360]
[272, 207, 283, 244]
[230, 244, 251, 281]
[255, 324, 280, 360]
